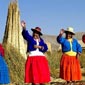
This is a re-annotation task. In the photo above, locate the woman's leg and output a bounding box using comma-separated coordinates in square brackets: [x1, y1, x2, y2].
[32, 83, 39, 85]
[40, 83, 45, 85]
[32, 83, 45, 85]
[32, 83, 36, 85]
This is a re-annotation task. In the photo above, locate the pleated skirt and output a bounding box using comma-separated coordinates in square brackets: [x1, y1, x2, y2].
[60, 54, 82, 81]
[0, 55, 10, 84]
[25, 56, 50, 83]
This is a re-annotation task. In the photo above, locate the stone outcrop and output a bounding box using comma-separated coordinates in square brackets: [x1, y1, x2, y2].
[3, 1, 27, 59]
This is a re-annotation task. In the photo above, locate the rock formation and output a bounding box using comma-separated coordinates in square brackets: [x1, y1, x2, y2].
[3, 1, 27, 59]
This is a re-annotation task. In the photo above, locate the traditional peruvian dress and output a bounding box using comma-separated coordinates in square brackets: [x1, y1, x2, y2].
[0, 44, 10, 84]
[22, 29, 50, 83]
[57, 36, 82, 81]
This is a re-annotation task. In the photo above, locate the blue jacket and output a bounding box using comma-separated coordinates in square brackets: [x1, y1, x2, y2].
[57, 36, 82, 53]
[22, 29, 48, 53]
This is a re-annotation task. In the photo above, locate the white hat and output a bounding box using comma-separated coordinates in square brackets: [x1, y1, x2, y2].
[65, 27, 75, 35]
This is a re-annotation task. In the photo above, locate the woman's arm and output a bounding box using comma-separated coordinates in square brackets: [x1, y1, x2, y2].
[76, 40, 82, 53]
[21, 21, 32, 41]
[76, 40, 82, 58]
[22, 29, 32, 41]
[57, 29, 65, 44]
[38, 39, 48, 52]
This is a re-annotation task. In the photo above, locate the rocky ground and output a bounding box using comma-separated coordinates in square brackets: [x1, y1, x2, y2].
[9, 78, 85, 85]
[51, 81, 85, 85]
[50, 77, 85, 85]
[9, 69, 85, 85]
[9, 81, 85, 85]
[51, 79, 85, 85]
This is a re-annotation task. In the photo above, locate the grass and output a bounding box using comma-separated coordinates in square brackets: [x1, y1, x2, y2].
[3, 43, 25, 84]
[46, 51, 62, 78]
[2, 43, 85, 84]
[80, 49, 85, 68]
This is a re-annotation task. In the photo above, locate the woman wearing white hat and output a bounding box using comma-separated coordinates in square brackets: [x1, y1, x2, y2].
[57, 27, 82, 84]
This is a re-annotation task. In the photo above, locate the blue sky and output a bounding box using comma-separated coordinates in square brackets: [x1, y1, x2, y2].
[0, 0, 85, 42]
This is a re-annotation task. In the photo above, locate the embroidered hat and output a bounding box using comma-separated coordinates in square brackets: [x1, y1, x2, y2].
[65, 27, 75, 35]
[31, 27, 43, 35]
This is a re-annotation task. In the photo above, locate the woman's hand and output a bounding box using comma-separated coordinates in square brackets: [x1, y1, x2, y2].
[21, 20, 26, 29]
[60, 29, 65, 35]
[76, 52, 81, 59]
[34, 45, 44, 50]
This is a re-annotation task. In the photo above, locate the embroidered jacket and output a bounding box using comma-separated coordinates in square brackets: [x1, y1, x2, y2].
[57, 36, 82, 53]
[22, 29, 48, 53]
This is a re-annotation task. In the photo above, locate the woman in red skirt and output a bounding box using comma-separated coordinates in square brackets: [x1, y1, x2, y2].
[57, 27, 82, 84]
[21, 21, 50, 85]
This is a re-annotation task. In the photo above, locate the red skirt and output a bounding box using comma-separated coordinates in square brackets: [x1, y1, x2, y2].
[60, 54, 82, 81]
[25, 56, 50, 83]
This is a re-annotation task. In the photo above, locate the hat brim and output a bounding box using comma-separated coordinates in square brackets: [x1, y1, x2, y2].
[31, 28, 43, 35]
[64, 30, 75, 35]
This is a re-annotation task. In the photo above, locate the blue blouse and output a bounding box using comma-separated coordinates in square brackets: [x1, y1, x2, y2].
[22, 29, 48, 53]
[57, 36, 82, 53]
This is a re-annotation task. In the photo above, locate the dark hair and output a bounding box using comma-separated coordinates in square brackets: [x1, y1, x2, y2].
[66, 32, 73, 39]
[32, 32, 40, 38]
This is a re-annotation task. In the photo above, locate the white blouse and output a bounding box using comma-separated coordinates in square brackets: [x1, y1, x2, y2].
[29, 39, 45, 57]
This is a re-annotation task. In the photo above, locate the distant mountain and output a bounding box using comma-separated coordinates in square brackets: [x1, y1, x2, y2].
[75, 32, 85, 40]
[42, 35, 59, 51]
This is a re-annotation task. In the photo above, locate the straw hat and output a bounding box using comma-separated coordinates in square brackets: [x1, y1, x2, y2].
[65, 27, 75, 35]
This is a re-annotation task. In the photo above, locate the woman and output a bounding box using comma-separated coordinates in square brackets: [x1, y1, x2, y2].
[0, 44, 10, 84]
[21, 21, 50, 85]
[57, 27, 82, 84]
